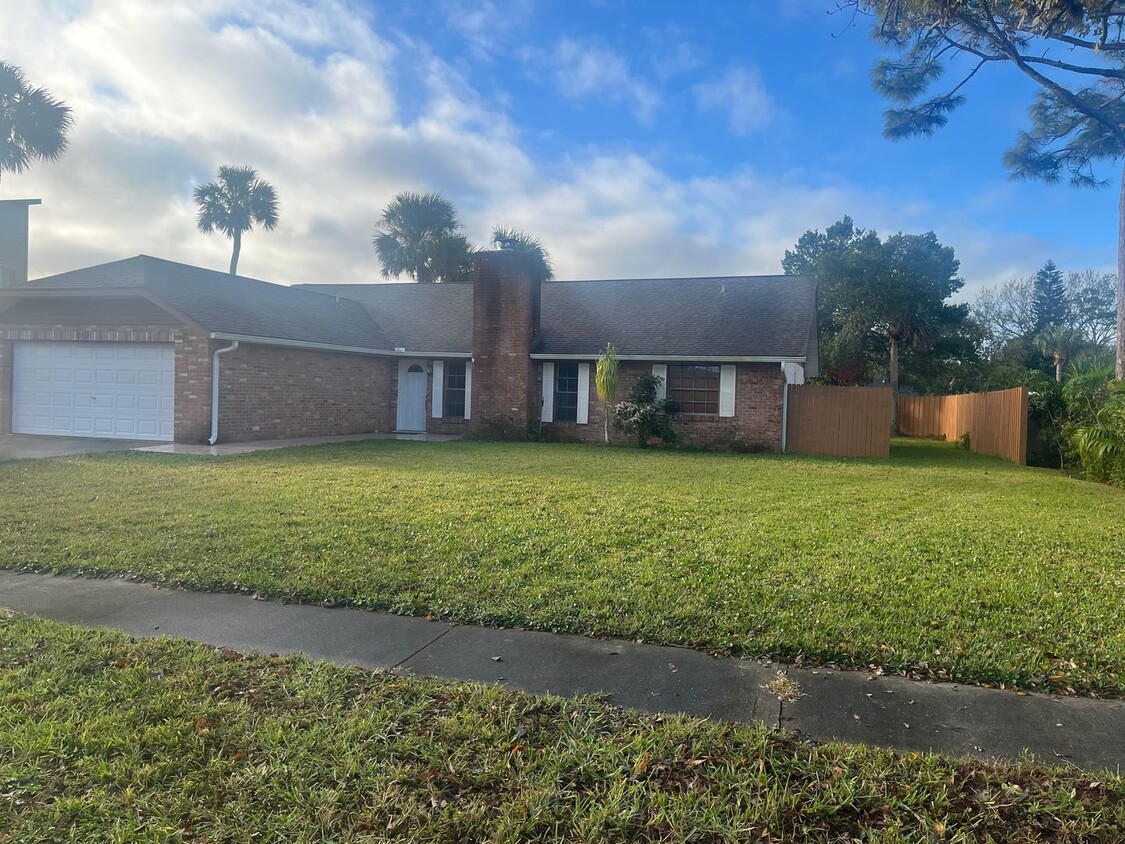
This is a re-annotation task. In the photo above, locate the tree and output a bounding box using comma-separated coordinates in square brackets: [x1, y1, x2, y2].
[595, 342, 619, 445]
[973, 275, 1037, 354]
[373, 192, 472, 283]
[784, 217, 966, 424]
[1036, 324, 1083, 382]
[848, 0, 1125, 380]
[0, 61, 73, 184]
[782, 216, 884, 383]
[1067, 269, 1117, 347]
[194, 166, 279, 275]
[1033, 260, 1067, 331]
[491, 226, 554, 283]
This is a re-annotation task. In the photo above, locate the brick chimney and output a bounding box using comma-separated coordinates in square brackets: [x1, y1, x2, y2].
[469, 249, 538, 438]
[0, 199, 41, 288]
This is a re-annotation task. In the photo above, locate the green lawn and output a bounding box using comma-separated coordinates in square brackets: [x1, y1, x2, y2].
[1, 614, 1121, 842]
[1, 439, 1123, 696]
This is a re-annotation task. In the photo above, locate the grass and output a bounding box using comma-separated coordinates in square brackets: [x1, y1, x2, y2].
[1, 613, 1122, 842]
[1, 438, 1123, 696]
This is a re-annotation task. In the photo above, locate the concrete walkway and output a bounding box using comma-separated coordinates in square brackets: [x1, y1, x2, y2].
[1, 570, 1122, 774]
[0, 434, 148, 461]
[136, 431, 461, 456]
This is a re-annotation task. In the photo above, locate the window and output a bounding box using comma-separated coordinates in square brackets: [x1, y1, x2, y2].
[554, 362, 579, 422]
[666, 364, 720, 415]
[444, 361, 466, 419]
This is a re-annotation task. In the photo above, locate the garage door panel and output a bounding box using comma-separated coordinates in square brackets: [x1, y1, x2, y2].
[13, 342, 175, 442]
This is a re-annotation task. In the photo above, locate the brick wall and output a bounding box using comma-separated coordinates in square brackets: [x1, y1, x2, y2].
[467, 251, 536, 439]
[0, 323, 211, 444]
[215, 342, 394, 442]
[540, 361, 785, 450]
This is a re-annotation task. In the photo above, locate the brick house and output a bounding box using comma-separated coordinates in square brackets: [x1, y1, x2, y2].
[0, 200, 818, 449]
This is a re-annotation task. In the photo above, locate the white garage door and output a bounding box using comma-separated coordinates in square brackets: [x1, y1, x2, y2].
[12, 341, 175, 441]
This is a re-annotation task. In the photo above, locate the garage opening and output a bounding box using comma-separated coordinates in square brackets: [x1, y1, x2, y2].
[12, 341, 175, 441]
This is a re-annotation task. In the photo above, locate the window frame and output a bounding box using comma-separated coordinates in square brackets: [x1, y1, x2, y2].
[553, 362, 580, 423]
[666, 363, 721, 415]
[444, 360, 467, 420]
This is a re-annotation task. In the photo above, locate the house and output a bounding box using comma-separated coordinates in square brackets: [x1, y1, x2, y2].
[0, 200, 818, 449]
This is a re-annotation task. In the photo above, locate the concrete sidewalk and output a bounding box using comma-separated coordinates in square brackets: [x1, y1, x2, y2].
[1, 570, 1122, 774]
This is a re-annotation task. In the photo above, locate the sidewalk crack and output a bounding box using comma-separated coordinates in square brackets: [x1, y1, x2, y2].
[391, 623, 460, 670]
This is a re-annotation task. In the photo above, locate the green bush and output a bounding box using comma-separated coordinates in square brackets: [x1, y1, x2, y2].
[612, 374, 678, 447]
[1070, 381, 1125, 487]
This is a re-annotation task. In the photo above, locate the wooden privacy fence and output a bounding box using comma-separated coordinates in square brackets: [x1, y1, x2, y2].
[785, 385, 892, 459]
[897, 387, 1029, 465]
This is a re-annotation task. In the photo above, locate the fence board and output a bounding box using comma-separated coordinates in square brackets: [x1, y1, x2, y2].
[786, 385, 892, 459]
[898, 387, 1028, 465]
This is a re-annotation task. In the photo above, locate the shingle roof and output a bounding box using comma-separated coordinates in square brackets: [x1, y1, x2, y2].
[306, 282, 473, 354]
[539, 275, 816, 359]
[300, 274, 818, 364]
[18, 256, 817, 366]
[26, 256, 391, 351]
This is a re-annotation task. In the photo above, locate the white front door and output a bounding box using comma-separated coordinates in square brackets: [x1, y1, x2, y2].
[396, 360, 428, 432]
[12, 341, 175, 442]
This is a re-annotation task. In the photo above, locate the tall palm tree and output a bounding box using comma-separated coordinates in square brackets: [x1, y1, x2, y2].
[373, 192, 473, 283]
[0, 62, 73, 184]
[1035, 326, 1083, 383]
[194, 165, 279, 275]
[490, 226, 555, 284]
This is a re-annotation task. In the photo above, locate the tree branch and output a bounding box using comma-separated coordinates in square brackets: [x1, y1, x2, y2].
[973, 1, 1125, 146]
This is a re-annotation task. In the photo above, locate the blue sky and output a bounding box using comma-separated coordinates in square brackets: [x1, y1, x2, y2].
[1, 1, 1117, 297]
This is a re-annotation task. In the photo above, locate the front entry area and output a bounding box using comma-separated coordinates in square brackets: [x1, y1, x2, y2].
[396, 360, 428, 432]
[11, 341, 175, 442]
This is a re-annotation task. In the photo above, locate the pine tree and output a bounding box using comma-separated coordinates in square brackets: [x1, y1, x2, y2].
[1032, 261, 1067, 332]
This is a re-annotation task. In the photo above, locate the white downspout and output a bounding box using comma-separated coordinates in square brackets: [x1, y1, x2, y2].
[208, 341, 239, 445]
[780, 367, 790, 454]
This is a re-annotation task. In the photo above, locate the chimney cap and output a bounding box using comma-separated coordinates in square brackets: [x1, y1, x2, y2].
[0, 198, 42, 206]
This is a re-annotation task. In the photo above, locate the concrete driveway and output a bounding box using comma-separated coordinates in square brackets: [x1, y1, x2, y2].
[0, 434, 149, 461]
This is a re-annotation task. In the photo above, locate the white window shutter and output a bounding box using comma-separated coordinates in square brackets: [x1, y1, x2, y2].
[541, 362, 554, 423]
[719, 364, 736, 417]
[432, 361, 444, 418]
[652, 364, 667, 399]
[577, 363, 591, 424]
[464, 361, 472, 420]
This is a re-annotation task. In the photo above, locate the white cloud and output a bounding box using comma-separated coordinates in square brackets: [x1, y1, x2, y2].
[530, 38, 660, 122]
[694, 66, 776, 135]
[0, 0, 1075, 296]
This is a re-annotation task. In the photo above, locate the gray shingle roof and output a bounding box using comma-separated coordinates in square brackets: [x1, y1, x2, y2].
[300, 274, 818, 363]
[18, 256, 816, 366]
[305, 282, 473, 354]
[539, 275, 816, 359]
[26, 256, 391, 351]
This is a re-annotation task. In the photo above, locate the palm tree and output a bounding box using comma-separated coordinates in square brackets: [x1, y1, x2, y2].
[595, 342, 619, 445]
[490, 226, 555, 283]
[1035, 326, 1082, 383]
[194, 166, 279, 275]
[0, 62, 73, 184]
[373, 192, 473, 283]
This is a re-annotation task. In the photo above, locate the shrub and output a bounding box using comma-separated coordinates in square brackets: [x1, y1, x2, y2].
[612, 375, 678, 447]
[1070, 381, 1125, 487]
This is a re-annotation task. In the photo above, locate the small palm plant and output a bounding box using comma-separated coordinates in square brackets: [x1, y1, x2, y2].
[194, 165, 280, 275]
[595, 342, 619, 445]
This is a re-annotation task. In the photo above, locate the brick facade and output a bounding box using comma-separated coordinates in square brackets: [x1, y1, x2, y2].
[540, 361, 786, 450]
[0, 322, 213, 444]
[214, 342, 394, 442]
[467, 251, 537, 438]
